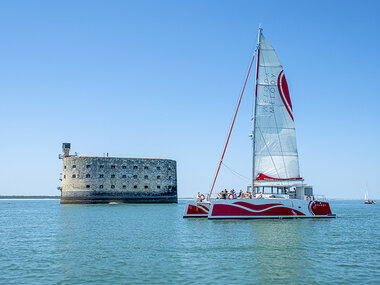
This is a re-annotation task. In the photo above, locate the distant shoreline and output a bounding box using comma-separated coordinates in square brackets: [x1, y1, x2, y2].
[0, 196, 60, 200]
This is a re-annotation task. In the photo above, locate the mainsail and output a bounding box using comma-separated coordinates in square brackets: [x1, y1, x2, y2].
[253, 30, 301, 181]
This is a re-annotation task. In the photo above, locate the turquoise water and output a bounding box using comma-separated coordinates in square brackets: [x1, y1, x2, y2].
[0, 200, 379, 284]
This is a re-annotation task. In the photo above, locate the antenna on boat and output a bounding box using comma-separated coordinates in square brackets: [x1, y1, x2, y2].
[252, 25, 262, 195]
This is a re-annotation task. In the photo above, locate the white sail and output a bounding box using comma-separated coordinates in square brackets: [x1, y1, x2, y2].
[253, 32, 301, 181]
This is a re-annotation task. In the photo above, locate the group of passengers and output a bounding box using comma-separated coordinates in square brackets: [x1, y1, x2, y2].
[196, 190, 264, 202]
[216, 189, 263, 200]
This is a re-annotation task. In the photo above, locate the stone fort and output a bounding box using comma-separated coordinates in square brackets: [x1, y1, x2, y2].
[59, 143, 177, 204]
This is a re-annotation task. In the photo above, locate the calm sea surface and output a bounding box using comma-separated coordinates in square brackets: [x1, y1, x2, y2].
[0, 200, 379, 284]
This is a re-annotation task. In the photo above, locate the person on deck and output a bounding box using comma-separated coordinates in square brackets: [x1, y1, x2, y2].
[257, 191, 263, 199]
[221, 189, 227, 200]
[238, 190, 244, 199]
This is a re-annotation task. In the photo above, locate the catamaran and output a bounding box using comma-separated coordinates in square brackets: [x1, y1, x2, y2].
[184, 27, 336, 219]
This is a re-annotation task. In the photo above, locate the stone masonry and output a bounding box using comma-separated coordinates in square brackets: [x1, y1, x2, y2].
[60, 143, 177, 204]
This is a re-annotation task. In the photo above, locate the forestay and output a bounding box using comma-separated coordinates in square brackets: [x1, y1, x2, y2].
[254, 33, 301, 181]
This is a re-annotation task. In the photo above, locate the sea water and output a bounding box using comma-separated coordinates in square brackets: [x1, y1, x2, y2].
[0, 200, 379, 284]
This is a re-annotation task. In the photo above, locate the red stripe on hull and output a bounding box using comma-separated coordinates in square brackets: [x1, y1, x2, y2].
[309, 201, 332, 215]
[187, 204, 208, 215]
[233, 202, 282, 211]
[211, 204, 305, 217]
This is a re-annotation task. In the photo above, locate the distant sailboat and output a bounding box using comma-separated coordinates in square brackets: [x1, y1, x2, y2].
[364, 191, 376, 204]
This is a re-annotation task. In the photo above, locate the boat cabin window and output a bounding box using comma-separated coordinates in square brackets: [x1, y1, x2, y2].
[304, 187, 313, 196]
[254, 186, 289, 194]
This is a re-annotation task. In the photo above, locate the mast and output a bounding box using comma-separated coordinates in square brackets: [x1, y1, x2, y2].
[252, 25, 262, 195]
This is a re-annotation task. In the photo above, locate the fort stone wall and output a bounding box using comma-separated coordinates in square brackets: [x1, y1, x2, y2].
[59, 144, 177, 204]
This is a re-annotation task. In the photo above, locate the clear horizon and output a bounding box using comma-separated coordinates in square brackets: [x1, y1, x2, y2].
[1, 0, 379, 199]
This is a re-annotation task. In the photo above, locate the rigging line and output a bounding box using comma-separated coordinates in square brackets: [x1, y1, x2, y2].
[209, 49, 257, 197]
[221, 162, 251, 182]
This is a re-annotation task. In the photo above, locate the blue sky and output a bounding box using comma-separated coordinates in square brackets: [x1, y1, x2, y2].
[0, 0, 379, 199]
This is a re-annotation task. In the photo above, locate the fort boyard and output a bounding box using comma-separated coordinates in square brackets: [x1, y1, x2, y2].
[59, 143, 177, 204]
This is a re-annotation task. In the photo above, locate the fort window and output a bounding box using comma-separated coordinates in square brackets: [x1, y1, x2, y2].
[86, 165, 91, 168]
[72, 165, 76, 168]
[122, 175, 127, 178]
[72, 174, 76, 178]
[133, 185, 137, 189]
[99, 174, 104, 178]
[111, 174, 115, 178]
[144, 185, 148, 189]
[86, 185, 90, 189]
[100, 165, 104, 169]
[144, 175, 148, 179]
[111, 185, 115, 189]
[122, 166, 126, 169]
[64, 166, 66, 169]
[169, 176, 172, 180]
[64, 175, 66, 179]
[99, 185, 103, 189]
[168, 168, 171, 171]
[157, 185, 161, 189]
[133, 175, 137, 179]
[133, 166, 138, 169]
[122, 185, 126, 189]
[168, 186, 172, 189]
[157, 175, 161, 179]
[157, 166, 160, 170]
[144, 166, 148, 169]
[111, 165, 116, 169]
[86, 174, 91, 178]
